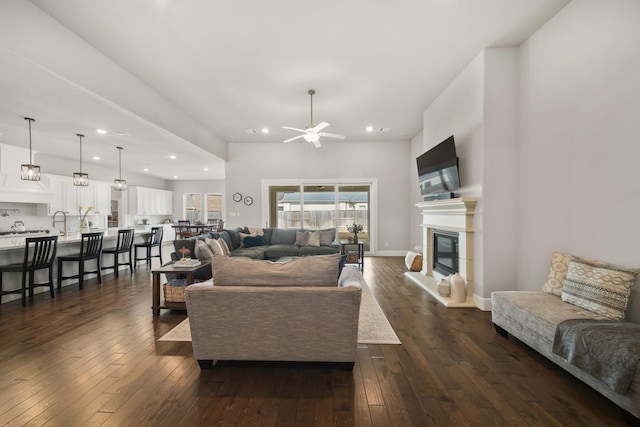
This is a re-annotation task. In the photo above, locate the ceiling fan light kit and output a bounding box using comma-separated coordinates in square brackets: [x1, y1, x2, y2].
[282, 89, 345, 148]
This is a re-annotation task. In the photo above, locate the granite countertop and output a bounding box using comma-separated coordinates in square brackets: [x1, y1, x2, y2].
[0, 228, 153, 251]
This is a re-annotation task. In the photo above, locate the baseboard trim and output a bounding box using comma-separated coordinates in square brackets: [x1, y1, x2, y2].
[474, 294, 492, 311]
[373, 250, 408, 257]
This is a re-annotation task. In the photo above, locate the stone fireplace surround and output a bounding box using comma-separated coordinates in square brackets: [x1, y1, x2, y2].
[405, 197, 477, 308]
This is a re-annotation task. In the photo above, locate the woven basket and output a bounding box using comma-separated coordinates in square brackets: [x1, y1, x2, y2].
[163, 279, 187, 302]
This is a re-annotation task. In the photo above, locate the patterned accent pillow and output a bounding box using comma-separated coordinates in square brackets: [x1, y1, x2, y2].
[217, 238, 231, 256]
[307, 230, 320, 247]
[294, 231, 309, 247]
[194, 239, 214, 261]
[542, 252, 572, 296]
[561, 258, 638, 320]
[541, 251, 609, 296]
[205, 237, 227, 257]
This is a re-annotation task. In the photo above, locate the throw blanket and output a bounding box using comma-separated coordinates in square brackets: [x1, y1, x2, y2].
[552, 319, 640, 394]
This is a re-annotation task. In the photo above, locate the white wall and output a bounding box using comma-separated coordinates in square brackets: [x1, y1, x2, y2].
[226, 140, 410, 253]
[409, 131, 423, 251]
[419, 51, 486, 298]
[516, 0, 640, 319]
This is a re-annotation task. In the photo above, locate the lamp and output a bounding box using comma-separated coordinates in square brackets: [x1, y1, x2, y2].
[73, 133, 89, 186]
[114, 146, 127, 191]
[20, 117, 41, 181]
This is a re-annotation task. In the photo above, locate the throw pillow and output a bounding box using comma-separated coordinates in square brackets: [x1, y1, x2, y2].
[542, 251, 612, 296]
[194, 239, 213, 261]
[561, 257, 639, 320]
[307, 230, 320, 247]
[205, 237, 227, 257]
[217, 238, 231, 256]
[295, 231, 309, 247]
[542, 251, 573, 296]
[246, 226, 264, 236]
[243, 235, 265, 248]
[225, 228, 243, 249]
[239, 231, 258, 246]
[213, 253, 341, 287]
[319, 229, 334, 246]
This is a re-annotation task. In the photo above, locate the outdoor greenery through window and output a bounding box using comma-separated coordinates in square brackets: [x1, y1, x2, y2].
[269, 183, 370, 245]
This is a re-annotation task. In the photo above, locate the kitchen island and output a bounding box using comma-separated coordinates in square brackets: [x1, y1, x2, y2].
[0, 228, 173, 305]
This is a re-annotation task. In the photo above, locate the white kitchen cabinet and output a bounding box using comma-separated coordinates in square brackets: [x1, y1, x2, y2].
[93, 181, 111, 215]
[40, 175, 112, 216]
[129, 186, 173, 215]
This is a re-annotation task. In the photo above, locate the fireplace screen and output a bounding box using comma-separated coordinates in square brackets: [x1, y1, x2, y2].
[433, 230, 459, 275]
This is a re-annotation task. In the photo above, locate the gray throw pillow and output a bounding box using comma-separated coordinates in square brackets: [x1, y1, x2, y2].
[295, 231, 309, 246]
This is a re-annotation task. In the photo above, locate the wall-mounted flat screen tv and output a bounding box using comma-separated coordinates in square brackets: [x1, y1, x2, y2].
[416, 135, 461, 199]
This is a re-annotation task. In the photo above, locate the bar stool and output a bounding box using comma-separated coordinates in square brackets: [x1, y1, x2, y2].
[134, 226, 163, 267]
[0, 235, 58, 307]
[57, 231, 104, 290]
[101, 228, 135, 278]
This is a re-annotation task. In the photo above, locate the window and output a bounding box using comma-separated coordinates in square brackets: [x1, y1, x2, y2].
[184, 193, 201, 223]
[205, 193, 223, 222]
[266, 180, 375, 252]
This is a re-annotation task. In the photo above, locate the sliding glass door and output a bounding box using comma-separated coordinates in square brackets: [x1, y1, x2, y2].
[267, 181, 374, 251]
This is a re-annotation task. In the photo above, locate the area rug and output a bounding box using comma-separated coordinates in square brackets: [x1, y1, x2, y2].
[158, 280, 401, 345]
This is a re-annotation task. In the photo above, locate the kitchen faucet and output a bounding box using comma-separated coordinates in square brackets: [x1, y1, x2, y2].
[52, 210, 67, 236]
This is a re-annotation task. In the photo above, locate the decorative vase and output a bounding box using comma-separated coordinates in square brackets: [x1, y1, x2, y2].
[353, 234, 358, 244]
[79, 217, 89, 234]
[436, 278, 450, 296]
[450, 273, 466, 303]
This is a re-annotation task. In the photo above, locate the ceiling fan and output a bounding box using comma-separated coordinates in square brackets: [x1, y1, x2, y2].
[282, 89, 345, 148]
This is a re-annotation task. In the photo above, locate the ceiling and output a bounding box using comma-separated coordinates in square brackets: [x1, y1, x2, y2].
[0, 0, 570, 181]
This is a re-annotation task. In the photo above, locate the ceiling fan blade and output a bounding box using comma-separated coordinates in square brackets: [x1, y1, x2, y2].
[311, 121, 330, 132]
[312, 139, 322, 149]
[282, 126, 306, 133]
[319, 132, 346, 139]
[283, 135, 305, 143]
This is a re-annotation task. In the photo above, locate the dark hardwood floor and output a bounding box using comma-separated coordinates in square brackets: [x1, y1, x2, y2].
[0, 256, 633, 426]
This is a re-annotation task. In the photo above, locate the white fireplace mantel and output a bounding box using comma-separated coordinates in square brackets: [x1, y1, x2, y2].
[406, 197, 478, 308]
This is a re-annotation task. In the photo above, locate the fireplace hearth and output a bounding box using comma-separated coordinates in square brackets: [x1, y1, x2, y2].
[405, 197, 477, 308]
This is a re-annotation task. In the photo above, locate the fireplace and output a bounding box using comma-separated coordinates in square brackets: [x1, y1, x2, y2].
[433, 230, 459, 276]
[405, 197, 477, 308]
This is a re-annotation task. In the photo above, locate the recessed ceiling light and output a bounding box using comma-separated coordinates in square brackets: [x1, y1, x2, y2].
[366, 126, 374, 132]
[173, 175, 178, 179]
[169, 155, 176, 159]
[92, 156, 100, 160]
[262, 128, 269, 134]
[143, 168, 149, 172]
[96, 129, 108, 135]
[203, 167, 209, 171]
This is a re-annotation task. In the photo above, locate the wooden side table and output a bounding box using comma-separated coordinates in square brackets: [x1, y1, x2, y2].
[339, 240, 364, 272]
[151, 260, 212, 315]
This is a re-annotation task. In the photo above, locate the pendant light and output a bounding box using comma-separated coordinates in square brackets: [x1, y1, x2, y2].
[114, 146, 127, 191]
[20, 117, 41, 181]
[73, 133, 89, 186]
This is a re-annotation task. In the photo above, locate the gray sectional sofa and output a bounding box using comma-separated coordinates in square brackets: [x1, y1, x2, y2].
[171, 227, 340, 261]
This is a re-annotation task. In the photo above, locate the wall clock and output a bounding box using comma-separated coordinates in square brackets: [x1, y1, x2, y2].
[244, 196, 253, 206]
[233, 192, 242, 202]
